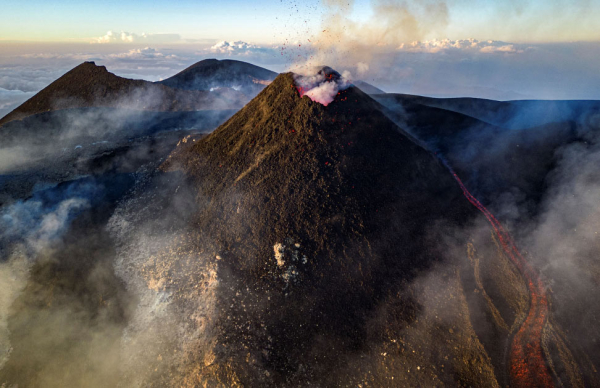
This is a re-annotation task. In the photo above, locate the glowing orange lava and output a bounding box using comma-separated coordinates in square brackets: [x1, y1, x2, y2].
[449, 168, 554, 388]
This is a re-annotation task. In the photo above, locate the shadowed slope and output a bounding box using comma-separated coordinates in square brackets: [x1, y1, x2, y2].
[374, 93, 592, 215]
[353, 80, 385, 94]
[373, 93, 600, 129]
[158, 58, 277, 96]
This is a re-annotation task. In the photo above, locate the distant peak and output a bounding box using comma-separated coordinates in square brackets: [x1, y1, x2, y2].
[77, 61, 108, 73]
[79, 61, 105, 69]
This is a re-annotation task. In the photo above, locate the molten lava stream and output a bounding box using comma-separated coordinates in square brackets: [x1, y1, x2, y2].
[449, 170, 554, 388]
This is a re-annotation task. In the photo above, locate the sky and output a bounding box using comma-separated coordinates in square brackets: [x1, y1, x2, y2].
[1, 0, 600, 117]
[1, 0, 600, 43]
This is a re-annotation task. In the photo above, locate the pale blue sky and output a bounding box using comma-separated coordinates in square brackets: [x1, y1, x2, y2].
[0, 0, 322, 43]
[1, 0, 599, 43]
[1, 0, 599, 108]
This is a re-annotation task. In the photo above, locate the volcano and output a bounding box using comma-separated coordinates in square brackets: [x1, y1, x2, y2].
[162, 72, 472, 288]
[151, 70, 568, 386]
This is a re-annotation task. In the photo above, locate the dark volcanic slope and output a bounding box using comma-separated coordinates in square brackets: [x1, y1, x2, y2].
[164, 73, 471, 279]
[353, 80, 385, 94]
[158, 58, 277, 96]
[0, 62, 245, 126]
[158, 73, 512, 386]
[373, 93, 600, 129]
[374, 93, 599, 216]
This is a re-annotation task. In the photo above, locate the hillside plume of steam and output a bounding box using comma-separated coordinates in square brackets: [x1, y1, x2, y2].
[0, 178, 103, 372]
[0, 179, 101, 253]
[294, 66, 351, 105]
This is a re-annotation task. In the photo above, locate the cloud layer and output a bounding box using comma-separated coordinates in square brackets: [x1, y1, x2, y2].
[399, 39, 529, 54]
[1, 36, 600, 121]
[92, 31, 182, 45]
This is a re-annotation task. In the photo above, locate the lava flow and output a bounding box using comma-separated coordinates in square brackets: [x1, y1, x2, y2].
[447, 166, 554, 388]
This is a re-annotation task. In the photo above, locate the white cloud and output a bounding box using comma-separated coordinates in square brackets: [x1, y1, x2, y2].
[0, 88, 35, 119]
[211, 41, 255, 53]
[210, 41, 278, 56]
[120, 31, 137, 43]
[0, 88, 31, 108]
[109, 47, 177, 60]
[479, 44, 523, 54]
[0, 68, 62, 93]
[92, 31, 182, 44]
[398, 39, 529, 54]
[95, 30, 116, 44]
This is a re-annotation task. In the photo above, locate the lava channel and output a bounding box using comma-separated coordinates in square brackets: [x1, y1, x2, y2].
[448, 167, 554, 388]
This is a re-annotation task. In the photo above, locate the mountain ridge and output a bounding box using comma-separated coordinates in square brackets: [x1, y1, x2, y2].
[0, 61, 245, 127]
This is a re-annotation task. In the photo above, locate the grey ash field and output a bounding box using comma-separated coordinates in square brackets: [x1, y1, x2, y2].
[0, 60, 599, 387]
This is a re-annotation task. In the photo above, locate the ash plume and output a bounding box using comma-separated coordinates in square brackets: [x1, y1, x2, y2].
[293, 0, 450, 78]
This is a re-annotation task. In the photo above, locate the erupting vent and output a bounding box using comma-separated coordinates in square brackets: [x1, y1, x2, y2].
[293, 66, 351, 106]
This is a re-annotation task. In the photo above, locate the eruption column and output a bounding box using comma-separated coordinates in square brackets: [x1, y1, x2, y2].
[446, 164, 554, 388]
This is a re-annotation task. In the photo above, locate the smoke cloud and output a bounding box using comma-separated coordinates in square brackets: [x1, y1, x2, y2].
[0, 85, 234, 176]
[294, 66, 352, 105]
[0, 140, 210, 386]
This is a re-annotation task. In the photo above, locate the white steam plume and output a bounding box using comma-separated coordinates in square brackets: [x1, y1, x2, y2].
[294, 67, 352, 106]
